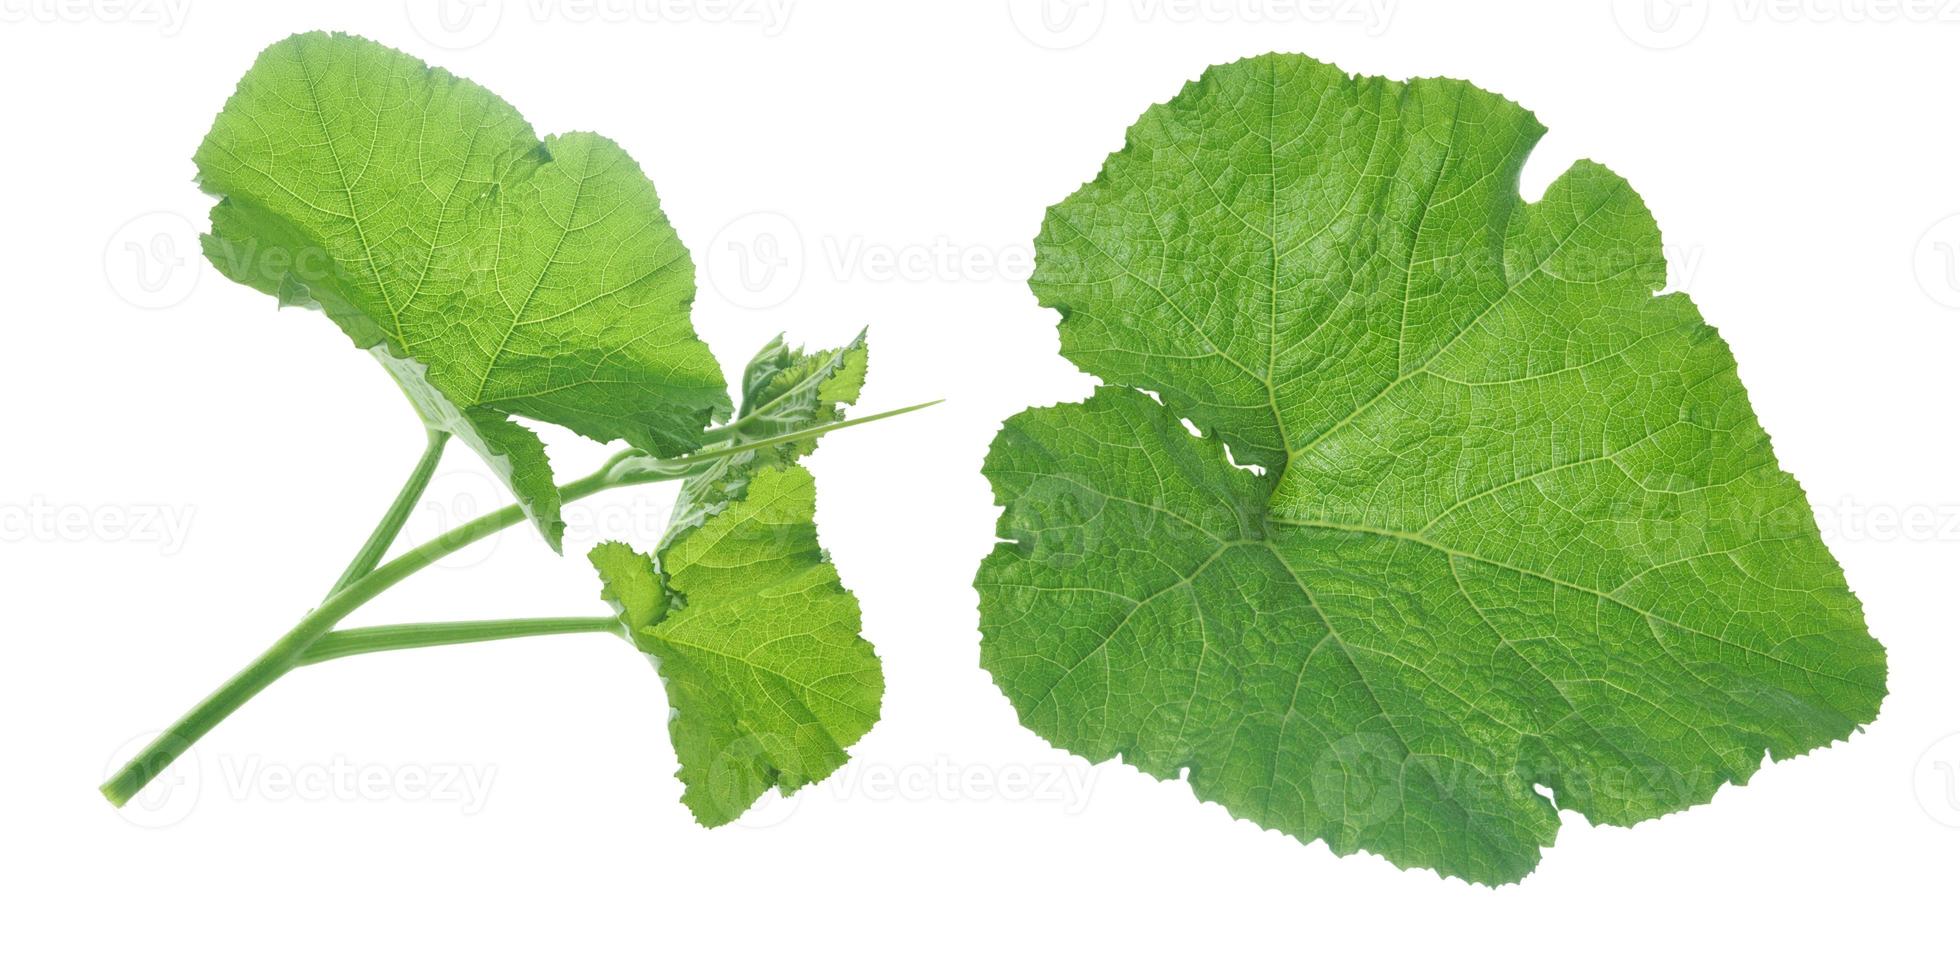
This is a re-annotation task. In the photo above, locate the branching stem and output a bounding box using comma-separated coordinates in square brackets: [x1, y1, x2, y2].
[98, 400, 938, 808]
[325, 428, 449, 598]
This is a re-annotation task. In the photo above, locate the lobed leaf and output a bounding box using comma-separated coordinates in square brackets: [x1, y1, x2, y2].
[975, 53, 1886, 883]
[195, 32, 731, 547]
[592, 332, 879, 824]
[592, 465, 881, 825]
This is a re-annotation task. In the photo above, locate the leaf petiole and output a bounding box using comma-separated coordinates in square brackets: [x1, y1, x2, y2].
[325, 428, 449, 599]
[299, 616, 623, 666]
[98, 401, 940, 808]
[600, 398, 944, 486]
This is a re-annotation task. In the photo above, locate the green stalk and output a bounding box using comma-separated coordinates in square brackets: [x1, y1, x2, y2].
[98, 400, 940, 808]
[299, 617, 620, 666]
[325, 428, 449, 598]
[99, 479, 547, 807]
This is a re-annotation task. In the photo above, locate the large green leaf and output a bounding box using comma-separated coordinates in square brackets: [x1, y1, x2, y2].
[592, 464, 881, 826]
[976, 54, 1885, 883]
[195, 32, 731, 547]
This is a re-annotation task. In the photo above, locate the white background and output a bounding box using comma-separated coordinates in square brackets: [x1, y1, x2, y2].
[4, 0, 1957, 975]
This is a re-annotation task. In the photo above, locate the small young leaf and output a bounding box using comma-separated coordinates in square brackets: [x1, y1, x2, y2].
[592, 465, 881, 826]
[195, 32, 731, 547]
[622, 331, 871, 550]
[975, 53, 1886, 883]
[734, 329, 870, 460]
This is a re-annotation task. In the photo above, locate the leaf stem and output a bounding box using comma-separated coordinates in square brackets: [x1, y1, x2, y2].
[100, 463, 625, 807]
[325, 428, 449, 598]
[99, 401, 941, 807]
[299, 617, 621, 666]
[604, 398, 944, 485]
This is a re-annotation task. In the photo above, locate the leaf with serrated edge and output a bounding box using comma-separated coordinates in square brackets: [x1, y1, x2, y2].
[624, 330, 869, 555]
[592, 465, 881, 825]
[592, 332, 878, 824]
[195, 32, 731, 548]
[975, 53, 1886, 884]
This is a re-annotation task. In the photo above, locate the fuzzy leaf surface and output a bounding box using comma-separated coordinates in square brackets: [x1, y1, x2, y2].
[196, 32, 730, 546]
[592, 464, 881, 825]
[976, 53, 1886, 883]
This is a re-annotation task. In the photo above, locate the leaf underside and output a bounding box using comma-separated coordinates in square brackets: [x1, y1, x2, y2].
[975, 54, 1885, 883]
[195, 32, 732, 548]
[593, 335, 881, 825]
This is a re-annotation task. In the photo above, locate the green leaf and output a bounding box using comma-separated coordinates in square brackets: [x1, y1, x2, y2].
[617, 330, 870, 551]
[590, 540, 669, 634]
[592, 332, 879, 824]
[975, 53, 1886, 884]
[591, 464, 882, 826]
[195, 32, 731, 548]
[733, 328, 870, 460]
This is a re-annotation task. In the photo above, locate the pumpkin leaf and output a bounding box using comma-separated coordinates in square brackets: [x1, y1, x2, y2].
[976, 53, 1886, 884]
[196, 31, 730, 547]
